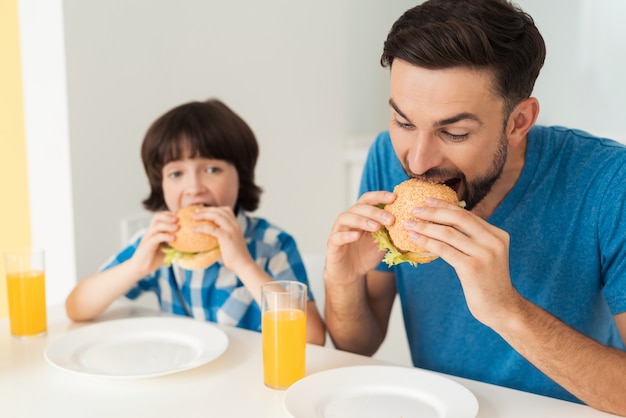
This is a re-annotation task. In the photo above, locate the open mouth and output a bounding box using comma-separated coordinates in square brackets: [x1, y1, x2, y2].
[443, 178, 461, 192]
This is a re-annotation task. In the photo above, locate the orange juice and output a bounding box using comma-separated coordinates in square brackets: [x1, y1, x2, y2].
[6, 270, 47, 336]
[262, 308, 306, 389]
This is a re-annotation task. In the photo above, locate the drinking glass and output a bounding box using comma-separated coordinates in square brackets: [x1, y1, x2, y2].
[261, 280, 307, 389]
[4, 248, 47, 337]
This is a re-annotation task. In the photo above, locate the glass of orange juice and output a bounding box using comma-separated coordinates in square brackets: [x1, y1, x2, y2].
[4, 248, 47, 337]
[261, 280, 307, 390]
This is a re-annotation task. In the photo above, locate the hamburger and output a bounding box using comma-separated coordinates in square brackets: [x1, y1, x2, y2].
[162, 205, 221, 270]
[372, 179, 464, 267]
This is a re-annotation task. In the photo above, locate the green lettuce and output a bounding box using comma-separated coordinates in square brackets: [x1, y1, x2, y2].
[371, 198, 466, 267]
[371, 227, 417, 267]
[161, 246, 202, 267]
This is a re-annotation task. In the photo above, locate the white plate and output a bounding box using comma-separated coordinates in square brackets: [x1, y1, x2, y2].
[284, 365, 478, 418]
[45, 316, 228, 379]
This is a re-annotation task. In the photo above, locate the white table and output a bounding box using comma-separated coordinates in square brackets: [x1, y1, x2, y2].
[0, 303, 620, 417]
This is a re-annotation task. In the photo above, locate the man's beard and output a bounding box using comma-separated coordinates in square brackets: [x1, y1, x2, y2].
[403, 133, 508, 211]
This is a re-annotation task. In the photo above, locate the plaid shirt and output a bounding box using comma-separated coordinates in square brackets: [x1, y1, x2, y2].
[101, 211, 312, 332]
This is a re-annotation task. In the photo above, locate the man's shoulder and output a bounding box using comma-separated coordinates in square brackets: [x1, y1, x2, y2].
[370, 130, 394, 154]
[531, 125, 626, 169]
[361, 131, 408, 192]
[528, 125, 626, 203]
[532, 125, 626, 151]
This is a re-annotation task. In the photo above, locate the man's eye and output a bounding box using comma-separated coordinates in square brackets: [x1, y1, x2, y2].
[392, 119, 413, 130]
[444, 131, 469, 142]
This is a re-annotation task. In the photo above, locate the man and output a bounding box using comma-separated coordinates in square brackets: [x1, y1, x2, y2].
[324, 0, 626, 415]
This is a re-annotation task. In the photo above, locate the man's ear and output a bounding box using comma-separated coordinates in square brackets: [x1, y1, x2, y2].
[506, 97, 539, 147]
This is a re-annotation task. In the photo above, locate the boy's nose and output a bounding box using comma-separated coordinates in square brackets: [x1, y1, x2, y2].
[185, 174, 206, 193]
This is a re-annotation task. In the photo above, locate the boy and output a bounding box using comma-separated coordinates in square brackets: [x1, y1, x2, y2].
[66, 99, 325, 345]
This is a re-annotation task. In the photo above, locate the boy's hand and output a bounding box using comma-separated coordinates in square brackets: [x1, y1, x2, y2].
[191, 206, 254, 274]
[131, 211, 178, 277]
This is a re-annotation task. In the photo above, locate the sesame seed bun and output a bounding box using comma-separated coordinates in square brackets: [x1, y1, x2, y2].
[164, 205, 221, 270]
[384, 179, 459, 265]
[169, 205, 219, 253]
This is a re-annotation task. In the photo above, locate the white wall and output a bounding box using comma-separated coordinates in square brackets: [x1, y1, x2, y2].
[18, 0, 416, 367]
[60, 0, 415, 366]
[19, 0, 626, 367]
[519, 0, 626, 143]
[19, 0, 76, 308]
[61, 0, 416, 282]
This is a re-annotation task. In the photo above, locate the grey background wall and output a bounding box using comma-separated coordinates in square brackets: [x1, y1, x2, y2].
[18, 0, 626, 366]
[63, 0, 626, 284]
[63, 0, 415, 280]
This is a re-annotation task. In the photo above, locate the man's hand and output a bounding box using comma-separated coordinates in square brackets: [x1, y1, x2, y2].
[406, 197, 517, 327]
[325, 190, 396, 285]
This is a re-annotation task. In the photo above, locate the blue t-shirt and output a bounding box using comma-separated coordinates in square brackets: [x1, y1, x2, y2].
[101, 211, 313, 332]
[360, 126, 626, 403]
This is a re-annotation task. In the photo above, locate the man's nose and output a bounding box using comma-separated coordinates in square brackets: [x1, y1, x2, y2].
[405, 135, 444, 176]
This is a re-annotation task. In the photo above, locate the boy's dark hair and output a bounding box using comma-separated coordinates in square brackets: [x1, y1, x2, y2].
[381, 0, 546, 115]
[141, 99, 262, 212]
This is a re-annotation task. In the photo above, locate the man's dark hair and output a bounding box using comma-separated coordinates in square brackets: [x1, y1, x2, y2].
[381, 0, 546, 114]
